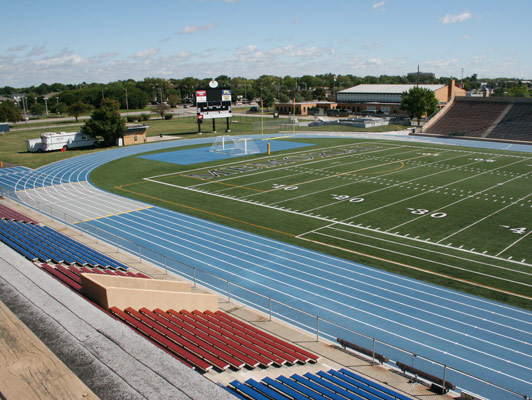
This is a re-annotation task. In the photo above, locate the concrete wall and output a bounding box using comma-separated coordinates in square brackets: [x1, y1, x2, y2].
[81, 274, 218, 311]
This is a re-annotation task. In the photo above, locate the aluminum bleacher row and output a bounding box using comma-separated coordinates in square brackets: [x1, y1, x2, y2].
[426, 100, 508, 137]
[0, 218, 129, 270]
[489, 102, 532, 141]
[226, 368, 414, 400]
[109, 307, 320, 373]
[0, 203, 39, 224]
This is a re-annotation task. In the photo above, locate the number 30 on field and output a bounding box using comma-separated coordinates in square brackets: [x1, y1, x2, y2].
[407, 208, 447, 218]
[331, 194, 365, 203]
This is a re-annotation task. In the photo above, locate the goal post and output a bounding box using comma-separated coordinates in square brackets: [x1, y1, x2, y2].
[209, 135, 260, 156]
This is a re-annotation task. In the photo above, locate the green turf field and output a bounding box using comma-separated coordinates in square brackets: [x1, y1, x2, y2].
[90, 138, 532, 309]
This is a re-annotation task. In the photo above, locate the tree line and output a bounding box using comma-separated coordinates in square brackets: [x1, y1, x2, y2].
[1, 73, 531, 123]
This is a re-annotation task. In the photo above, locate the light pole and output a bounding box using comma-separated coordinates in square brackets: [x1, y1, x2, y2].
[44, 98, 49, 116]
[22, 97, 27, 123]
[121, 88, 129, 119]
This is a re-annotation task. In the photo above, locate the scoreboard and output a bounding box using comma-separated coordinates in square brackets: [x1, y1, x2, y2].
[196, 88, 232, 120]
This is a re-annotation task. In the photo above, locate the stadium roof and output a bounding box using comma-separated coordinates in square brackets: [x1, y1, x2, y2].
[338, 84, 446, 94]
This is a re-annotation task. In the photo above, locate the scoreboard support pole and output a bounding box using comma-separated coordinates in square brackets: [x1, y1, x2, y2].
[197, 119, 202, 134]
[225, 117, 231, 133]
[212, 119, 216, 133]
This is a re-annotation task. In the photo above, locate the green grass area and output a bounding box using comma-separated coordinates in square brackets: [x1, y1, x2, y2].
[90, 138, 532, 310]
[1, 115, 404, 169]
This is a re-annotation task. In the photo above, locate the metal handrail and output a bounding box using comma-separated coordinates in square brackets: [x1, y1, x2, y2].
[0, 185, 527, 400]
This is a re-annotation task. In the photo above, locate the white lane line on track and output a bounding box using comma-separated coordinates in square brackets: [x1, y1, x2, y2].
[83, 215, 532, 384]
[89, 212, 532, 367]
[145, 206, 532, 326]
[118, 208, 532, 349]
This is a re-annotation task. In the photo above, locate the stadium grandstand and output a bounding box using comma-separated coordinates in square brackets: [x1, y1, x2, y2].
[422, 96, 532, 143]
[1, 201, 429, 400]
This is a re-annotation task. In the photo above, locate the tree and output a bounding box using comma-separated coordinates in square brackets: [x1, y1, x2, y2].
[82, 99, 125, 146]
[506, 85, 530, 97]
[261, 91, 275, 108]
[167, 93, 181, 107]
[0, 101, 22, 123]
[29, 103, 46, 116]
[155, 102, 170, 119]
[67, 101, 93, 122]
[401, 87, 439, 122]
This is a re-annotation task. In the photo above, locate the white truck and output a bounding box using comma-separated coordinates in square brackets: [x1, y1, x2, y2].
[26, 131, 99, 152]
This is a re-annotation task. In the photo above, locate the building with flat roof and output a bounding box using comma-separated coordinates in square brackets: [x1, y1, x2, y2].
[336, 81, 465, 115]
[274, 101, 337, 116]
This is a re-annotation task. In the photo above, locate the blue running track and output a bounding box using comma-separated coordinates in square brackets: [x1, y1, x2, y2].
[2, 133, 532, 400]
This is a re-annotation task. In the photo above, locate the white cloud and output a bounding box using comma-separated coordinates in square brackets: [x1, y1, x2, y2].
[372, 1, 385, 10]
[460, 34, 471, 41]
[178, 23, 215, 34]
[35, 54, 83, 67]
[440, 12, 471, 24]
[424, 58, 459, 69]
[134, 48, 159, 58]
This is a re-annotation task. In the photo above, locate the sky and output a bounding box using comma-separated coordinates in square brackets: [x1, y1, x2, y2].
[1, 0, 531, 87]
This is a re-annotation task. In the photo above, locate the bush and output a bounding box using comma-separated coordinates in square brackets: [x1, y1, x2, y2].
[164, 113, 173, 120]
[127, 116, 137, 123]
[140, 113, 150, 121]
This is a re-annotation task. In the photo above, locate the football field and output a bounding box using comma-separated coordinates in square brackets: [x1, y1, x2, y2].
[136, 139, 532, 305]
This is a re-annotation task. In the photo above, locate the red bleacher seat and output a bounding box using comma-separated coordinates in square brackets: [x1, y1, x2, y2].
[110, 307, 208, 372]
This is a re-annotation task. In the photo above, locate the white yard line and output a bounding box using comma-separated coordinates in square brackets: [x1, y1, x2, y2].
[298, 224, 532, 278]
[300, 229, 532, 294]
[196, 144, 400, 192]
[436, 190, 532, 244]
[496, 229, 532, 257]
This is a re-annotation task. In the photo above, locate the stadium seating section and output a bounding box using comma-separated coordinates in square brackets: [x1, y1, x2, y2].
[0, 218, 129, 269]
[0, 203, 39, 224]
[2, 203, 413, 398]
[425, 97, 532, 142]
[226, 368, 414, 400]
[109, 307, 320, 373]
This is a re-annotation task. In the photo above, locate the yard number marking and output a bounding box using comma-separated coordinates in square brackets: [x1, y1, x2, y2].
[471, 158, 496, 162]
[273, 184, 298, 191]
[332, 194, 365, 203]
[500, 225, 528, 235]
[407, 208, 447, 218]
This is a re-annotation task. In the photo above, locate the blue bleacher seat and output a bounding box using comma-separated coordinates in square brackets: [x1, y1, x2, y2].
[262, 377, 308, 400]
[245, 378, 290, 400]
[338, 368, 413, 400]
[303, 372, 364, 400]
[277, 375, 330, 400]
[230, 380, 271, 400]
[0, 219, 129, 271]
[321, 370, 396, 400]
[291, 373, 347, 400]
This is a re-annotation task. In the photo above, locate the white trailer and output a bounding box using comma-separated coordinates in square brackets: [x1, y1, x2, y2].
[26, 131, 99, 152]
[26, 138, 43, 153]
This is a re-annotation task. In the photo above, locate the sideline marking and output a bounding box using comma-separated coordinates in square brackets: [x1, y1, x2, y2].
[297, 234, 532, 301]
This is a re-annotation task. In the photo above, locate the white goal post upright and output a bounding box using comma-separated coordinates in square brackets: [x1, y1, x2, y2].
[209, 135, 260, 156]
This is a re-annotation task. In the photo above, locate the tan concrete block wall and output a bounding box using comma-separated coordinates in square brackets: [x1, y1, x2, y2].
[81, 274, 218, 311]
